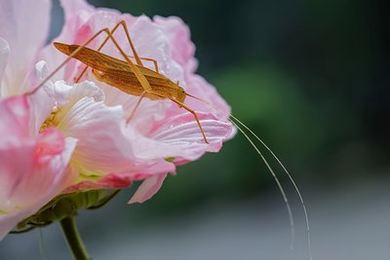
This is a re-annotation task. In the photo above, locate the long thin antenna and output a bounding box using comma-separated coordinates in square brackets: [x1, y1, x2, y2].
[228, 118, 296, 248]
[230, 114, 312, 260]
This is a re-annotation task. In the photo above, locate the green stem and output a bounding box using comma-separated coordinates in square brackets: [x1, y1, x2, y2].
[60, 217, 90, 260]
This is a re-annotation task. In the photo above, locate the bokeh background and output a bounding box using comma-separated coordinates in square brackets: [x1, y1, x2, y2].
[1, 0, 390, 259]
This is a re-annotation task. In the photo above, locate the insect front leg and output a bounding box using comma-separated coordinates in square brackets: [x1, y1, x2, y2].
[126, 91, 147, 123]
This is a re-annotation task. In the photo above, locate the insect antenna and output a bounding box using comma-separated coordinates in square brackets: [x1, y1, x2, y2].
[185, 92, 312, 260]
[229, 117, 296, 244]
[229, 114, 312, 259]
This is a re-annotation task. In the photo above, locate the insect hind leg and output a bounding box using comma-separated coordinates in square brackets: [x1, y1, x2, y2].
[169, 98, 209, 144]
[143, 91, 209, 144]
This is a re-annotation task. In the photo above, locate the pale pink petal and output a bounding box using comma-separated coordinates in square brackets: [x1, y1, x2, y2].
[129, 112, 234, 162]
[0, 0, 51, 96]
[29, 87, 55, 135]
[0, 137, 36, 204]
[180, 74, 231, 120]
[0, 95, 31, 140]
[0, 61, 55, 138]
[0, 132, 74, 206]
[64, 174, 132, 193]
[103, 85, 170, 134]
[46, 81, 138, 174]
[29, 61, 56, 134]
[128, 174, 167, 204]
[0, 136, 76, 240]
[35, 128, 66, 163]
[151, 113, 233, 151]
[154, 16, 198, 73]
[61, 97, 130, 173]
[60, 0, 94, 21]
[124, 16, 183, 82]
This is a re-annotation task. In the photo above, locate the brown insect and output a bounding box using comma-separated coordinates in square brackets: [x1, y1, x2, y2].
[32, 20, 209, 143]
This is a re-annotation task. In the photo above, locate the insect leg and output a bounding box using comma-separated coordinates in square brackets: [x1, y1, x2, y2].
[115, 20, 143, 66]
[126, 91, 147, 123]
[168, 98, 209, 144]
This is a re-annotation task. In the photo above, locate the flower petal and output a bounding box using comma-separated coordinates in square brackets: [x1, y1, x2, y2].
[36, 128, 66, 163]
[48, 81, 136, 175]
[180, 74, 231, 120]
[64, 160, 174, 193]
[0, 95, 31, 141]
[61, 99, 129, 173]
[130, 112, 234, 162]
[128, 173, 167, 204]
[0, 136, 76, 240]
[154, 16, 198, 73]
[60, 0, 94, 21]
[0, 0, 51, 96]
[28, 61, 56, 134]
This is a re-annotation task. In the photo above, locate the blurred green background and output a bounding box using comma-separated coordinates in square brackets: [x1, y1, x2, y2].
[1, 0, 389, 259]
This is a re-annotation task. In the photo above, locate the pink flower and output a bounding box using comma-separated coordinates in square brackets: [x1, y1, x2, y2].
[0, 0, 51, 97]
[0, 0, 234, 238]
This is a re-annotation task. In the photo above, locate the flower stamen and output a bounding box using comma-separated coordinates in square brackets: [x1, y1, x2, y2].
[40, 107, 60, 132]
